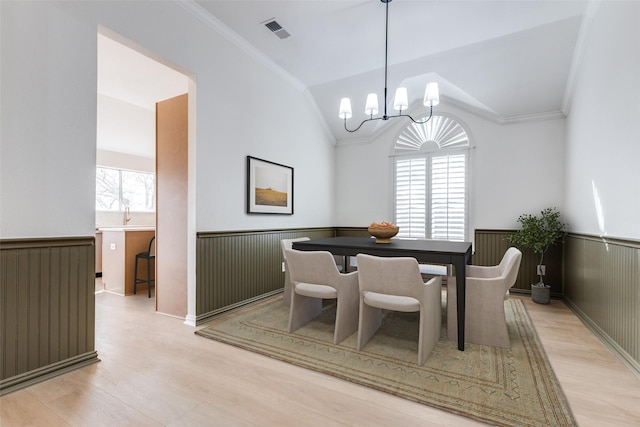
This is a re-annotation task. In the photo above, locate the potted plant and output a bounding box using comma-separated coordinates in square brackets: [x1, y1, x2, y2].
[506, 207, 567, 304]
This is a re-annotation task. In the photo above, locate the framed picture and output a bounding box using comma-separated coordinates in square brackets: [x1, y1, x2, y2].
[246, 156, 294, 215]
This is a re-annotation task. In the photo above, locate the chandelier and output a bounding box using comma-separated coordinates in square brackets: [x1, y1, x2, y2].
[338, 0, 440, 133]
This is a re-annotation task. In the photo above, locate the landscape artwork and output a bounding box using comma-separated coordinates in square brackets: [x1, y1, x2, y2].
[247, 156, 293, 214]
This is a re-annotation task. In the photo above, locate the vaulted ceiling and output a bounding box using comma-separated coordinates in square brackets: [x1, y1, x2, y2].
[99, 0, 592, 147]
[194, 0, 591, 142]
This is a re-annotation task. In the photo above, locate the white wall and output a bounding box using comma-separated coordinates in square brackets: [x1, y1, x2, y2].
[0, 1, 335, 239]
[96, 149, 155, 173]
[565, 1, 640, 240]
[1, 2, 97, 238]
[335, 102, 566, 231]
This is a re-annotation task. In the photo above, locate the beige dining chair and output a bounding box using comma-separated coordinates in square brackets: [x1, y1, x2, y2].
[355, 253, 442, 366]
[280, 237, 310, 307]
[446, 247, 522, 348]
[285, 249, 360, 345]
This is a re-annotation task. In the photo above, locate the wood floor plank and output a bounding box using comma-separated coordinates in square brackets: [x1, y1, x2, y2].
[1, 288, 639, 427]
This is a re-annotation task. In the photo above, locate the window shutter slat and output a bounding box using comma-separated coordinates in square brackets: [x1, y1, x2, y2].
[395, 158, 427, 238]
[431, 153, 466, 241]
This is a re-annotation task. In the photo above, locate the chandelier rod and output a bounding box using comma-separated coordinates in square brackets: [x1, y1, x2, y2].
[383, 0, 389, 119]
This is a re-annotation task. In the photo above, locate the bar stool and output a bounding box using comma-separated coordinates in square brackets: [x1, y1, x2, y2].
[134, 236, 155, 298]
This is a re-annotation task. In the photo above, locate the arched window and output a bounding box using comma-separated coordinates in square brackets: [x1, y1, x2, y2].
[393, 115, 471, 241]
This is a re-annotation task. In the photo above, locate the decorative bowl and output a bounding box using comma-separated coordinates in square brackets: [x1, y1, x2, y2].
[368, 225, 400, 243]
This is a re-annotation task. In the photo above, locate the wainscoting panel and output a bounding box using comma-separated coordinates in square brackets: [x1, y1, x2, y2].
[564, 234, 639, 372]
[0, 237, 98, 395]
[195, 228, 336, 324]
[473, 230, 563, 295]
[335, 227, 370, 238]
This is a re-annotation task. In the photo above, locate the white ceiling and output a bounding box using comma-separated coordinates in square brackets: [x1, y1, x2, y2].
[97, 34, 189, 156]
[194, 0, 590, 141]
[99, 0, 591, 146]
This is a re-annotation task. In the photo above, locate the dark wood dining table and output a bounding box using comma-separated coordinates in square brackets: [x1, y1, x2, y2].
[292, 236, 473, 351]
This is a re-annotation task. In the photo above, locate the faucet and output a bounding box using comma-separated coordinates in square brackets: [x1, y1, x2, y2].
[124, 206, 131, 225]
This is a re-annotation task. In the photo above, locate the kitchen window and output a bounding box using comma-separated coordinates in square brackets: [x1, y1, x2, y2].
[96, 167, 155, 212]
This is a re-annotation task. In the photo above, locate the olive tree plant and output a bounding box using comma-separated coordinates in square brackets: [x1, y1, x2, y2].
[506, 207, 567, 287]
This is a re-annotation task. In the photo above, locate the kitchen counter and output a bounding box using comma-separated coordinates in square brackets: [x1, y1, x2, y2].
[100, 227, 155, 296]
[98, 226, 156, 231]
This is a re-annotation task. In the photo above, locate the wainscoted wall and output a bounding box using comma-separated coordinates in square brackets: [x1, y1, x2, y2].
[194, 227, 559, 325]
[0, 237, 99, 395]
[197, 228, 638, 374]
[473, 229, 564, 295]
[564, 234, 639, 374]
[195, 228, 337, 324]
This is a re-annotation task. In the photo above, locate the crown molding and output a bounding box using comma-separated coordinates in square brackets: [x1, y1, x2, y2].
[175, 0, 306, 92]
[438, 96, 566, 125]
[335, 135, 375, 147]
[499, 110, 566, 124]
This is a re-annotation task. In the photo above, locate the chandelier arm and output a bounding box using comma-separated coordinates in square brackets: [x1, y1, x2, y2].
[344, 105, 434, 132]
[344, 116, 384, 133]
[406, 106, 435, 124]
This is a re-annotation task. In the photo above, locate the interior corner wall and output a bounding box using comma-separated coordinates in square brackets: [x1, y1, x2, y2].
[334, 102, 566, 230]
[565, 1, 640, 241]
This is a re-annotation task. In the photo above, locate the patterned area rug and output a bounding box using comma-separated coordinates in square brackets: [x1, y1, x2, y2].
[196, 297, 576, 426]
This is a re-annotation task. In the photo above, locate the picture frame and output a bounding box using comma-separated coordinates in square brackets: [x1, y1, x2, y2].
[246, 156, 294, 215]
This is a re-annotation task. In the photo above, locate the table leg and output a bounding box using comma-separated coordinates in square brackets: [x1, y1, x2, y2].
[453, 258, 466, 351]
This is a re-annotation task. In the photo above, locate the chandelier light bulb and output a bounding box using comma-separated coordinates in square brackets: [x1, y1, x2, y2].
[424, 82, 440, 107]
[339, 98, 353, 119]
[393, 87, 408, 111]
[365, 93, 379, 116]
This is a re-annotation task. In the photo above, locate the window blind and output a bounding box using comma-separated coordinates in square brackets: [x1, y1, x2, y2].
[431, 153, 466, 241]
[395, 152, 466, 241]
[395, 157, 427, 238]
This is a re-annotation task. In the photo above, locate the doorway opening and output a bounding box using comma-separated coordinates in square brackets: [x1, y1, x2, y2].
[96, 28, 193, 318]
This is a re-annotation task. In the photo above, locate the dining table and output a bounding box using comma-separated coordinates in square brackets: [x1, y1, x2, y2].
[292, 236, 473, 351]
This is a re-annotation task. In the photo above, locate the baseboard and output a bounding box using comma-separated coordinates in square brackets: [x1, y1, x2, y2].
[563, 297, 640, 380]
[195, 289, 283, 326]
[0, 351, 100, 396]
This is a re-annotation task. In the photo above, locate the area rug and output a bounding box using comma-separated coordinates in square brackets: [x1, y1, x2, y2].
[196, 297, 576, 427]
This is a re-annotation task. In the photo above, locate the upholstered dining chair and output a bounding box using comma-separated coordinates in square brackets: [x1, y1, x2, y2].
[446, 247, 522, 348]
[284, 249, 360, 345]
[355, 253, 442, 366]
[280, 237, 310, 307]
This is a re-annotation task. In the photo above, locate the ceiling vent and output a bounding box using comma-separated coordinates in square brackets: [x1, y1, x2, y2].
[262, 19, 291, 40]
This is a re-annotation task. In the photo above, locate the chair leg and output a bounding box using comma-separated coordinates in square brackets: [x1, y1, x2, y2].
[356, 300, 382, 351]
[288, 293, 323, 333]
[134, 255, 139, 295]
[282, 268, 292, 308]
[333, 292, 359, 345]
[147, 257, 152, 298]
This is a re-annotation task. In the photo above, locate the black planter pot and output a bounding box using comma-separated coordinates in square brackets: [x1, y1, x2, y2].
[531, 283, 551, 304]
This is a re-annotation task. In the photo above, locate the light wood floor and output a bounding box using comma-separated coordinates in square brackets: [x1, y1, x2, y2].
[1, 287, 639, 426]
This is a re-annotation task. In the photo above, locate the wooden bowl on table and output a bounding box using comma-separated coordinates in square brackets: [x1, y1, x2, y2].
[368, 223, 400, 244]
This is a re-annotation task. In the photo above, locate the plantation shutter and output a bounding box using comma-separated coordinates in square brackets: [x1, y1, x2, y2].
[395, 157, 427, 238]
[431, 153, 466, 241]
